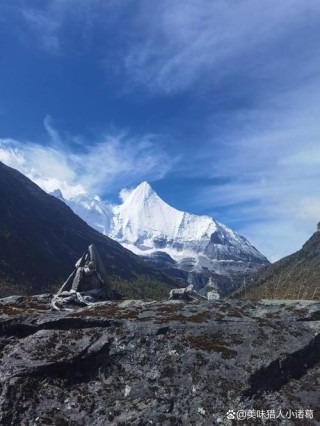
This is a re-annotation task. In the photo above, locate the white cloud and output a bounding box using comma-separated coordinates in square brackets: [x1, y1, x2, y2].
[21, 0, 117, 54]
[0, 122, 175, 200]
[0, 139, 85, 199]
[119, 187, 134, 202]
[191, 83, 320, 261]
[20, 0, 320, 93]
[121, 0, 320, 93]
[22, 8, 61, 53]
[0, 141, 26, 166]
[43, 115, 62, 146]
[298, 198, 320, 222]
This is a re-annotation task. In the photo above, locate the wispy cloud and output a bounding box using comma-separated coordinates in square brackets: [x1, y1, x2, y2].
[119, 187, 135, 202]
[22, 8, 61, 53]
[190, 82, 320, 260]
[21, 0, 120, 54]
[121, 0, 320, 93]
[0, 121, 175, 199]
[19, 0, 320, 94]
[43, 115, 62, 146]
[0, 137, 85, 199]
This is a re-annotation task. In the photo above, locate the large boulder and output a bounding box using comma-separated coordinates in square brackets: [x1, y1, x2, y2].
[0, 296, 319, 424]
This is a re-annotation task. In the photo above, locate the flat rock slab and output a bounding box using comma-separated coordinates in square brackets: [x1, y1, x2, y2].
[0, 296, 320, 425]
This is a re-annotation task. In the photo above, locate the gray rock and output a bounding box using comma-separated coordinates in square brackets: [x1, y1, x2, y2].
[52, 245, 115, 310]
[0, 296, 320, 425]
[169, 284, 205, 301]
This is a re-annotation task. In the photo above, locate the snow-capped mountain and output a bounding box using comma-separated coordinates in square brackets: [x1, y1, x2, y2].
[67, 194, 113, 236]
[52, 181, 269, 297]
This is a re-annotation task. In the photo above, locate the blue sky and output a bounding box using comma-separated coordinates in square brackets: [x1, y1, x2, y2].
[1, 0, 320, 261]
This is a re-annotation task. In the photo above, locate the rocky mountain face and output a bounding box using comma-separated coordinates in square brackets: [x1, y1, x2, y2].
[0, 295, 319, 424]
[59, 182, 269, 297]
[0, 162, 184, 298]
[235, 230, 320, 300]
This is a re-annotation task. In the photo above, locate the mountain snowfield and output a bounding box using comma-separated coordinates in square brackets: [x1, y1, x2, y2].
[52, 182, 269, 297]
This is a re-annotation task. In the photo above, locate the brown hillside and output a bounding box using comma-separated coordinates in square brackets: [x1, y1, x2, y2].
[234, 232, 320, 300]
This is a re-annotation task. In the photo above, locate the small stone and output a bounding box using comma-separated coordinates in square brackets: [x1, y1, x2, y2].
[198, 407, 206, 416]
[124, 385, 131, 397]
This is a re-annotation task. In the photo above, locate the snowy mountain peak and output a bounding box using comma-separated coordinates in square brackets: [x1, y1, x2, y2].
[123, 181, 157, 205]
[135, 180, 153, 193]
[52, 181, 269, 297]
[66, 193, 114, 235]
[113, 182, 187, 244]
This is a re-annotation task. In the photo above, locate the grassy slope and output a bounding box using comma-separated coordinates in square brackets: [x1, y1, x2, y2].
[233, 232, 320, 300]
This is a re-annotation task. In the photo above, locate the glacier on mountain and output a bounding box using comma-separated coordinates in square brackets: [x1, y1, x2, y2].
[52, 181, 268, 296]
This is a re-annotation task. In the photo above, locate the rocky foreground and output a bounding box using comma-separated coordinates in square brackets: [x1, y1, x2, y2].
[0, 296, 320, 425]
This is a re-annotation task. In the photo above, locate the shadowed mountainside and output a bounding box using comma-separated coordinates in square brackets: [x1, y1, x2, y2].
[0, 162, 184, 298]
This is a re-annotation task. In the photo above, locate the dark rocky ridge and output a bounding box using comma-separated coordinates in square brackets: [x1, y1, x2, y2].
[234, 231, 320, 300]
[0, 162, 185, 298]
[0, 295, 320, 425]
